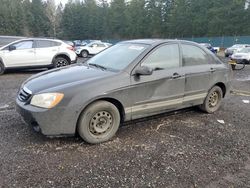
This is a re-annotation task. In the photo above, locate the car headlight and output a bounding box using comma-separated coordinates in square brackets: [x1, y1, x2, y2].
[30, 93, 64, 109]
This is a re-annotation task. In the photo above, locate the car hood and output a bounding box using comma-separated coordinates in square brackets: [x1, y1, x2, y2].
[23, 64, 115, 93]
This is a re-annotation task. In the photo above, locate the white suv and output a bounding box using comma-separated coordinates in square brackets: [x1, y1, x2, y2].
[0, 38, 77, 75]
[75, 41, 112, 58]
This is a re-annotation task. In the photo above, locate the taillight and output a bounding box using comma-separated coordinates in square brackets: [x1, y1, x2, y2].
[67, 46, 74, 51]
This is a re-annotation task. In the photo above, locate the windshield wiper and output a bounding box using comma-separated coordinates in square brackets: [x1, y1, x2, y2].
[89, 63, 107, 71]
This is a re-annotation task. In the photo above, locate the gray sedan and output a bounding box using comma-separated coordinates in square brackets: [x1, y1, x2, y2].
[16, 39, 231, 144]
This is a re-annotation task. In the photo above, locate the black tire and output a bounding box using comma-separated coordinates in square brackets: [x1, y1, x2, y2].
[0, 62, 5, 75]
[231, 64, 236, 70]
[77, 101, 120, 144]
[199, 86, 223, 113]
[53, 57, 70, 68]
[225, 54, 229, 57]
[81, 50, 88, 58]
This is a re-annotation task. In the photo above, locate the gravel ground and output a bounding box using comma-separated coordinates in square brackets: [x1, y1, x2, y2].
[0, 58, 250, 187]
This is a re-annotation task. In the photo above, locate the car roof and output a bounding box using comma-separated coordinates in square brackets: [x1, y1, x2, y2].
[121, 39, 198, 46]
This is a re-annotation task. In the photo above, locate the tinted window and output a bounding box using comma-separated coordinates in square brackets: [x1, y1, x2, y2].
[36, 40, 61, 48]
[97, 43, 105, 47]
[182, 44, 209, 66]
[13, 41, 33, 50]
[51, 41, 61, 47]
[142, 44, 179, 70]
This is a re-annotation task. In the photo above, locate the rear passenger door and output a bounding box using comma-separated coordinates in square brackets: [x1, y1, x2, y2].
[34, 40, 60, 65]
[180, 43, 212, 106]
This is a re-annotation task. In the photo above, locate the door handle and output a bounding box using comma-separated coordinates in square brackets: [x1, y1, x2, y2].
[172, 73, 182, 79]
[210, 68, 216, 72]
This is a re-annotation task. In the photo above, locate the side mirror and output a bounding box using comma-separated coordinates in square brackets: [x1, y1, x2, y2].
[134, 66, 153, 76]
[9, 45, 16, 51]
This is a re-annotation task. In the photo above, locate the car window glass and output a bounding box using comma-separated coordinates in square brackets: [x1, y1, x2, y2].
[141, 44, 179, 70]
[182, 44, 209, 66]
[13, 41, 33, 50]
[35, 40, 61, 48]
[97, 43, 105, 47]
[51, 41, 61, 47]
[36, 40, 52, 48]
[86, 43, 148, 71]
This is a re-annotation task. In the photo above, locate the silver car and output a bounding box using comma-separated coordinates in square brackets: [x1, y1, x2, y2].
[16, 39, 231, 144]
[224, 44, 249, 57]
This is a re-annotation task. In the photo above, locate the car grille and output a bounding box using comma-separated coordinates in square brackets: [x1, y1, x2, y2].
[18, 87, 32, 102]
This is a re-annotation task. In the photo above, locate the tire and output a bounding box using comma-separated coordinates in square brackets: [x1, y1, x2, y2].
[53, 57, 70, 68]
[81, 50, 88, 58]
[199, 86, 223, 113]
[77, 100, 120, 144]
[0, 62, 5, 75]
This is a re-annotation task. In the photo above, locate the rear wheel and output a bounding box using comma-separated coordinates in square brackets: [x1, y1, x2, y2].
[53, 57, 70, 68]
[0, 62, 5, 75]
[81, 50, 88, 58]
[77, 101, 120, 144]
[199, 86, 223, 113]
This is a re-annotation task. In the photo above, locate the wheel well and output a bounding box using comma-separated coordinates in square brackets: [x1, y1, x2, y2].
[81, 49, 88, 54]
[215, 82, 226, 97]
[97, 98, 125, 123]
[54, 54, 71, 64]
[75, 98, 125, 134]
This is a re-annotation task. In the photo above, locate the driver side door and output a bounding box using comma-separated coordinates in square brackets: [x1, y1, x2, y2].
[3, 40, 35, 67]
[130, 43, 185, 119]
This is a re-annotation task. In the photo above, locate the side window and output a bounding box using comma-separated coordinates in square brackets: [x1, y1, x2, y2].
[36, 40, 52, 48]
[51, 41, 61, 47]
[141, 44, 179, 70]
[97, 43, 105, 47]
[182, 44, 209, 66]
[13, 41, 33, 50]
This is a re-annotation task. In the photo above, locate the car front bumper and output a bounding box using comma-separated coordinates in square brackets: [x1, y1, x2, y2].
[16, 98, 76, 136]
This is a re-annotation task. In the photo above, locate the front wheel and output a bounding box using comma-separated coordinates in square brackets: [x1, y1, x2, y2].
[199, 86, 223, 113]
[77, 101, 120, 144]
[0, 62, 5, 75]
[53, 57, 70, 68]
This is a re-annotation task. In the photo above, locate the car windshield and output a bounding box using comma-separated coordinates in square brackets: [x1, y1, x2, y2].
[86, 43, 148, 71]
[239, 47, 250, 53]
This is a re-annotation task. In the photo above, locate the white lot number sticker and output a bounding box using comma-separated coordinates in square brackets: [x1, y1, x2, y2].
[128, 45, 145, 51]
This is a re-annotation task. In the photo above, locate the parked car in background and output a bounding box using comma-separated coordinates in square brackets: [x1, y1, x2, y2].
[224, 44, 250, 57]
[73, 40, 101, 47]
[75, 41, 112, 57]
[63, 40, 75, 48]
[230, 47, 250, 65]
[199, 43, 217, 53]
[0, 38, 77, 75]
[16, 39, 230, 144]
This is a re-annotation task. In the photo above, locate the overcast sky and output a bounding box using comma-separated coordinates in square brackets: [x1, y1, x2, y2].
[54, 0, 69, 6]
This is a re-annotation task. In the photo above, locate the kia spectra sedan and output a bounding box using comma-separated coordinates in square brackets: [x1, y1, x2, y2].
[16, 39, 231, 144]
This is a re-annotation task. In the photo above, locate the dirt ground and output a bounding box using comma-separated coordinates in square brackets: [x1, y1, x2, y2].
[0, 58, 250, 187]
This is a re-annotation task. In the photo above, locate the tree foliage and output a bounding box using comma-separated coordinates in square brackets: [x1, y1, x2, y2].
[0, 0, 249, 40]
